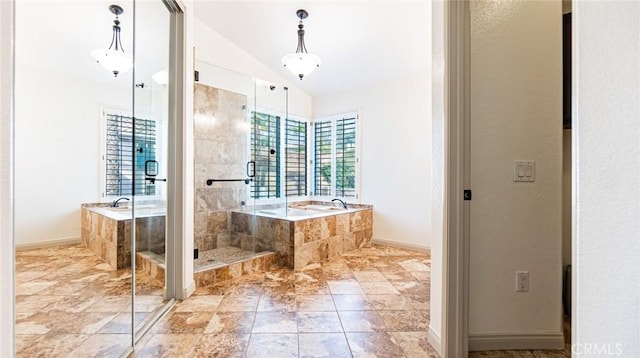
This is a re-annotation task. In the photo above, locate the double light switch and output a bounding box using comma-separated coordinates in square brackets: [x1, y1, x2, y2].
[513, 160, 535, 182]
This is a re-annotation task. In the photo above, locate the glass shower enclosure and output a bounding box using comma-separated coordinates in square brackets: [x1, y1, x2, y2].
[193, 61, 288, 273]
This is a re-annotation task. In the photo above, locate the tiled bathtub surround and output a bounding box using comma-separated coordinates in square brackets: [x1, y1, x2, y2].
[81, 204, 166, 270]
[193, 84, 248, 252]
[232, 201, 374, 269]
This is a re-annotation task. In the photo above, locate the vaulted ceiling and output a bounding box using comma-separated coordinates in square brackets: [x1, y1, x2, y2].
[193, 1, 430, 97]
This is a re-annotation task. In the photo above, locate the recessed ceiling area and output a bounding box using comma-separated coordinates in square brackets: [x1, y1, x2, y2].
[193, 1, 430, 97]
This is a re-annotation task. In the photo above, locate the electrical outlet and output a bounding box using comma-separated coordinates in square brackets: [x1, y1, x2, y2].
[516, 271, 529, 292]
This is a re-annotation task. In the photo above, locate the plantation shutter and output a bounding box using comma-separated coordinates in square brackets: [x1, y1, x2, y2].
[105, 114, 156, 197]
[285, 119, 307, 197]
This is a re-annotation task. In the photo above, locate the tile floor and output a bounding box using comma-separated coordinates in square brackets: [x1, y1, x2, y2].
[15, 244, 165, 357]
[15, 243, 570, 357]
[131, 245, 437, 357]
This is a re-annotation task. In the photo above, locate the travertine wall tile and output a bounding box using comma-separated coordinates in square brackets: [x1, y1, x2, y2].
[193, 84, 248, 253]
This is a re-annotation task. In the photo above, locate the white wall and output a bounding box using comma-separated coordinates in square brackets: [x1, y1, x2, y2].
[314, 71, 431, 249]
[468, 0, 563, 349]
[429, 0, 444, 353]
[194, 18, 312, 118]
[0, 0, 15, 355]
[14, 64, 135, 246]
[574, 1, 640, 356]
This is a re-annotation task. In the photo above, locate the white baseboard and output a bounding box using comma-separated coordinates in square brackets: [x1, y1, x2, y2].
[181, 280, 195, 299]
[371, 238, 430, 254]
[469, 332, 565, 351]
[15, 237, 82, 251]
[428, 325, 443, 357]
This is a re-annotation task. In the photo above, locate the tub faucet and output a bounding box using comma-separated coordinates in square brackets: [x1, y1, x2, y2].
[111, 197, 130, 208]
[332, 198, 348, 209]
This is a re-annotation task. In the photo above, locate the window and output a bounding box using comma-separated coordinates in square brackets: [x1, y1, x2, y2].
[313, 113, 359, 198]
[335, 117, 357, 197]
[105, 113, 156, 197]
[250, 111, 280, 199]
[247, 110, 357, 200]
[285, 119, 307, 197]
[314, 121, 332, 196]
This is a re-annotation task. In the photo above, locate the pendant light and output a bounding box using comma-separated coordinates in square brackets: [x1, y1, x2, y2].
[91, 4, 133, 77]
[281, 9, 321, 80]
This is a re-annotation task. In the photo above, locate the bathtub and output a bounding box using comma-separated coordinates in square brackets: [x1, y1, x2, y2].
[86, 204, 166, 220]
[256, 205, 357, 220]
[81, 202, 166, 269]
[231, 201, 373, 269]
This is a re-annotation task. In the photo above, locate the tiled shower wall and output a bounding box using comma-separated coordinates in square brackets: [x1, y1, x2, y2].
[193, 84, 248, 251]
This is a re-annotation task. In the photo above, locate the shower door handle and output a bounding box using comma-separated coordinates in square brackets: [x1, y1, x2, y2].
[247, 161, 256, 178]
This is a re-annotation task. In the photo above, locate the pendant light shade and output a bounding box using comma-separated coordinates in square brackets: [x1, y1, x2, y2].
[91, 5, 132, 77]
[281, 9, 321, 80]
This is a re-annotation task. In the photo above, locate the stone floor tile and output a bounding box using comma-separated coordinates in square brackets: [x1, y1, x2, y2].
[204, 312, 256, 333]
[245, 333, 298, 358]
[296, 294, 336, 311]
[299, 333, 352, 358]
[338, 310, 388, 332]
[345, 332, 406, 358]
[132, 333, 200, 357]
[191, 333, 250, 358]
[327, 281, 365, 295]
[252, 311, 298, 333]
[297, 311, 343, 333]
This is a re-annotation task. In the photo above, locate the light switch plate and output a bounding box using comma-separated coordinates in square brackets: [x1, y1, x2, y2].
[513, 160, 535, 182]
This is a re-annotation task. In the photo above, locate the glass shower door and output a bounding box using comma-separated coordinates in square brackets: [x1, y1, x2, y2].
[131, 0, 171, 339]
[192, 61, 258, 270]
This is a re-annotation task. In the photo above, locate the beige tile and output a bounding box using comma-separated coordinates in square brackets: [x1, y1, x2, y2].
[297, 312, 343, 333]
[252, 311, 297, 333]
[359, 281, 401, 295]
[151, 311, 214, 334]
[191, 333, 249, 358]
[367, 294, 415, 311]
[346, 332, 405, 358]
[296, 294, 336, 311]
[98, 312, 149, 334]
[353, 270, 388, 282]
[299, 333, 352, 358]
[84, 295, 131, 312]
[333, 294, 374, 311]
[17, 334, 90, 358]
[391, 331, 440, 357]
[216, 294, 260, 312]
[245, 333, 298, 358]
[397, 259, 430, 272]
[339, 310, 388, 332]
[67, 333, 130, 357]
[409, 271, 430, 281]
[205, 312, 255, 333]
[15, 281, 57, 295]
[378, 310, 429, 331]
[327, 280, 365, 295]
[15, 295, 62, 313]
[257, 294, 297, 312]
[54, 312, 118, 334]
[133, 333, 200, 357]
[174, 295, 224, 312]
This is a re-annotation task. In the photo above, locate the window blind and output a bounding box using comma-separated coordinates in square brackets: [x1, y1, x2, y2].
[105, 114, 156, 197]
[335, 116, 357, 197]
[314, 120, 332, 196]
[251, 112, 280, 199]
[285, 119, 307, 197]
